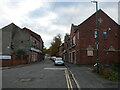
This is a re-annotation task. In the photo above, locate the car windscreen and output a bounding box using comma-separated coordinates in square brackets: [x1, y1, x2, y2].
[56, 59, 62, 61]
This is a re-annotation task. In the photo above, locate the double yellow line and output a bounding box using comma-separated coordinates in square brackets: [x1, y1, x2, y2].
[65, 68, 73, 90]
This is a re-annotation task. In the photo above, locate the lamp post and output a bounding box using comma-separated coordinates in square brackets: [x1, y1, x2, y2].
[91, 0, 100, 74]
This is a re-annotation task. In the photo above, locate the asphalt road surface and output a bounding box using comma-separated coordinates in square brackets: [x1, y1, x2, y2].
[2, 58, 77, 89]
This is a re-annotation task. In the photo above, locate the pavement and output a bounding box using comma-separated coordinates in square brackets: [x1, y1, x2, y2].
[65, 62, 120, 90]
[0, 67, 10, 70]
[0, 61, 43, 70]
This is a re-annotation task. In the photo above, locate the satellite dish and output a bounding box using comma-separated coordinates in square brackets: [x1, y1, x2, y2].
[108, 28, 111, 31]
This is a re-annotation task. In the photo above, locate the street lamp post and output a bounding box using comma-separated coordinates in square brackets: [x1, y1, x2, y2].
[91, 1, 100, 74]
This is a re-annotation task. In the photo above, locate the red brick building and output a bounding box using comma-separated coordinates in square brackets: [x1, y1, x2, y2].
[59, 43, 64, 58]
[63, 34, 70, 62]
[69, 24, 79, 64]
[23, 27, 44, 63]
[63, 9, 120, 65]
[59, 34, 70, 62]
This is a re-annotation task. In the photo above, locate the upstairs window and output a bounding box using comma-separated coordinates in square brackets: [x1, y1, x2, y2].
[72, 36, 76, 45]
[103, 31, 107, 39]
[94, 31, 97, 39]
[70, 39, 72, 47]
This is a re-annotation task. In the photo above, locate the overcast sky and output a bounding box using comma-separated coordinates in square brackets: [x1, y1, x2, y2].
[0, 0, 119, 48]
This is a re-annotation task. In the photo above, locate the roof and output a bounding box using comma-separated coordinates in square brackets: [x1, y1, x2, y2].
[78, 9, 119, 27]
[72, 24, 79, 33]
[70, 24, 79, 37]
[23, 27, 43, 42]
[1, 23, 21, 30]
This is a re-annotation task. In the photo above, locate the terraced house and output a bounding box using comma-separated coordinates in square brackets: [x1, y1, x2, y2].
[0, 23, 44, 66]
[60, 9, 120, 65]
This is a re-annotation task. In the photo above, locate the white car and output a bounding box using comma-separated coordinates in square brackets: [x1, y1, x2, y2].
[54, 58, 64, 66]
[51, 56, 56, 62]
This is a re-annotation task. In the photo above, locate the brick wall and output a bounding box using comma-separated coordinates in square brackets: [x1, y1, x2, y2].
[68, 9, 119, 65]
[2, 60, 27, 67]
[1, 55, 28, 67]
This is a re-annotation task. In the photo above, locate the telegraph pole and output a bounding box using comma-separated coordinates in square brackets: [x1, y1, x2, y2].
[91, 1, 100, 74]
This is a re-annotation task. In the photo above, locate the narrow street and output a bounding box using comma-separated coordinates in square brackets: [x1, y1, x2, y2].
[2, 58, 120, 90]
[2, 58, 77, 89]
[0, 1, 120, 90]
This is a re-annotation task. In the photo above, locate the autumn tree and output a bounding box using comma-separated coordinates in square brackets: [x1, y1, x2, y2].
[64, 33, 70, 41]
[49, 34, 62, 56]
[43, 47, 50, 55]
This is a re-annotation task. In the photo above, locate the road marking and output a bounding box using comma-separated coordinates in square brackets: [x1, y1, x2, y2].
[69, 70, 81, 90]
[65, 68, 73, 90]
[44, 68, 66, 70]
[65, 65, 81, 90]
[65, 69, 70, 90]
[67, 69, 73, 90]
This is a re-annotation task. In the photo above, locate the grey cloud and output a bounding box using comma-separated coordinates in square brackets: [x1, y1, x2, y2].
[0, 1, 118, 48]
[28, 8, 50, 18]
[99, 2, 118, 9]
[5, 0, 25, 9]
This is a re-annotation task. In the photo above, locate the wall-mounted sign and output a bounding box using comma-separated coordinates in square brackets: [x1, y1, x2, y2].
[87, 45, 93, 56]
[0, 55, 11, 60]
[30, 47, 42, 53]
[108, 46, 115, 51]
[87, 51, 93, 56]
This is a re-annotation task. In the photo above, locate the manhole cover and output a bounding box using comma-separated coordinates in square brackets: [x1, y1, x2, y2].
[19, 78, 33, 82]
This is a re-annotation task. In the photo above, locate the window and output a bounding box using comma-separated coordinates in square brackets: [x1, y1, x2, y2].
[103, 31, 107, 39]
[72, 52, 75, 61]
[70, 39, 72, 47]
[103, 31, 107, 35]
[34, 41, 37, 44]
[94, 31, 97, 39]
[72, 36, 75, 45]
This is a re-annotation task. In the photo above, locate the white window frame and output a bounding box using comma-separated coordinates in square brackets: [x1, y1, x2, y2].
[73, 36, 76, 45]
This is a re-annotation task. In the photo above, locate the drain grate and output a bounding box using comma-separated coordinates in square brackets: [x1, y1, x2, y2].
[104, 83, 117, 86]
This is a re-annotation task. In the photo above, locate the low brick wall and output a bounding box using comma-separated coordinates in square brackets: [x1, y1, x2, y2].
[1, 59, 27, 67]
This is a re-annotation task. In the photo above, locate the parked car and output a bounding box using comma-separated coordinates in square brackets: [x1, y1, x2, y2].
[48, 56, 51, 59]
[54, 58, 64, 66]
[50, 56, 56, 62]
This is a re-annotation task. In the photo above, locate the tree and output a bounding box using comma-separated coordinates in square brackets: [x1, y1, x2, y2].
[16, 49, 26, 60]
[49, 34, 62, 56]
[17, 49, 26, 55]
[43, 47, 50, 55]
[64, 33, 70, 41]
